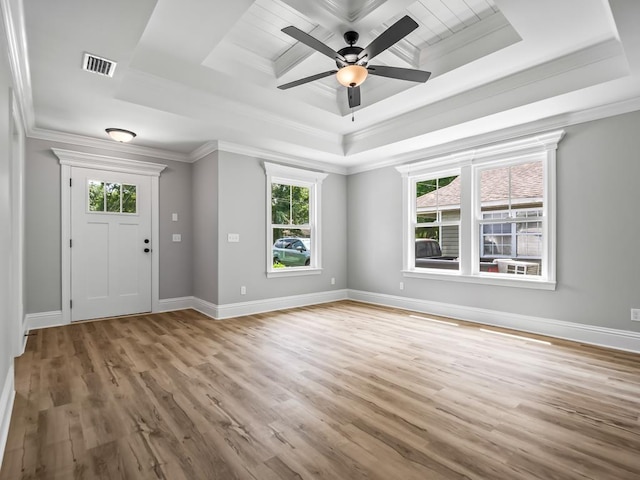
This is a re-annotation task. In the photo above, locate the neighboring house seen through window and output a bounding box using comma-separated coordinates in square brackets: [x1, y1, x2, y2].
[398, 130, 564, 289]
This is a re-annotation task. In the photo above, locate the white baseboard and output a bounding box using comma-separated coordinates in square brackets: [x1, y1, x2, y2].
[157, 296, 195, 312]
[347, 290, 640, 353]
[20, 332, 27, 356]
[25, 289, 638, 353]
[214, 289, 349, 320]
[0, 365, 15, 468]
[25, 310, 64, 331]
[191, 297, 219, 319]
[164, 290, 349, 321]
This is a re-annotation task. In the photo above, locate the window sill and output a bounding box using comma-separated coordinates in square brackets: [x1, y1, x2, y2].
[267, 268, 323, 279]
[402, 270, 556, 290]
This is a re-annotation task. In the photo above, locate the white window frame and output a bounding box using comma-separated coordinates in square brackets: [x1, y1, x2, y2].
[397, 130, 563, 290]
[264, 162, 327, 278]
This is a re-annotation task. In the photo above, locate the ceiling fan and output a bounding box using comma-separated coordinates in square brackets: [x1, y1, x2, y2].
[277, 15, 431, 110]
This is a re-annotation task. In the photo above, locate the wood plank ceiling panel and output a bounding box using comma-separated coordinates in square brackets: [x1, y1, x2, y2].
[227, 0, 316, 60]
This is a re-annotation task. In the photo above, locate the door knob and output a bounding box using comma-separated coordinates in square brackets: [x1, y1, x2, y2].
[144, 248, 150, 253]
[144, 239, 150, 244]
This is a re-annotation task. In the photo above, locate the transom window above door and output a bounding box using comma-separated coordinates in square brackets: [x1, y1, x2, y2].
[88, 180, 137, 214]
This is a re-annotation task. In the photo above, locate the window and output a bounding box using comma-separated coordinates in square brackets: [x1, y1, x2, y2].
[88, 180, 137, 214]
[480, 209, 543, 259]
[477, 160, 544, 276]
[414, 174, 460, 270]
[398, 130, 563, 289]
[264, 162, 327, 277]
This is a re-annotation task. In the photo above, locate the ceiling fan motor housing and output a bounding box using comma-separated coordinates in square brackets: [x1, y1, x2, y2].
[337, 45, 365, 66]
[344, 31, 359, 45]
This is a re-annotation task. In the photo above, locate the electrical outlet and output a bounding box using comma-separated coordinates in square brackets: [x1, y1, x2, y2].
[240, 286, 246, 295]
[632, 309, 640, 322]
[172, 234, 181, 242]
[331, 277, 335, 285]
[399, 282, 404, 291]
[172, 213, 178, 221]
[228, 233, 240, 243]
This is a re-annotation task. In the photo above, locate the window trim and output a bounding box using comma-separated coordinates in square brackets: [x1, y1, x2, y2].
[264, 162, 327, 278]
[397, 130, 564, 290]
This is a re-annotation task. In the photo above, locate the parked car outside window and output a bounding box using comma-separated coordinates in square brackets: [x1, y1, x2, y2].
[273, 237, 311, 267]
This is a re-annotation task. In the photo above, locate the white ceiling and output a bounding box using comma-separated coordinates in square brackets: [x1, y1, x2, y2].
[7, 0, 640, 172]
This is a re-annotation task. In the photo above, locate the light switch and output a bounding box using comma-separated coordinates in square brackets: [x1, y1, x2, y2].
[172, 213, 178, 221]
[228, 233, 240, 243]
[172, 234, 181, 242]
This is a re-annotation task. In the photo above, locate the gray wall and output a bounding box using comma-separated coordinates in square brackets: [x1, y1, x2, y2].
[192, 151, 218, 304]
[347, 111, 640, 332]
[19, 100, 640, 334]
[159, 157, 193, 299]
[216, 151, 347, 304]
[24, 138, 193, 313]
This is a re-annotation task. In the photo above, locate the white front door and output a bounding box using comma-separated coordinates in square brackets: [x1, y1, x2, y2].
[70, 167, 152, 321]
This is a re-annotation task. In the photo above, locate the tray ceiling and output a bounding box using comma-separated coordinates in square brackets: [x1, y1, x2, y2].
[7, 0, 640, 172]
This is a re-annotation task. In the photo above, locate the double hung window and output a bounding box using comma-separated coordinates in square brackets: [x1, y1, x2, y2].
[264, 162, 327, 277]
[398, 130, 563, 289]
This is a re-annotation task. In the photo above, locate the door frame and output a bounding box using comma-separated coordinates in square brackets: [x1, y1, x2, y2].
[10, 92, 25, 355]
[54, 149, 166, 324]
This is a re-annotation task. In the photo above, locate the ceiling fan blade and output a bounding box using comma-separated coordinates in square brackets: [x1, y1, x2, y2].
[282, 26, 347, 64]
[358, 15, 418, 62]
[367, 65, 431, 83]
[348, 86, 361, 108]
[277, 70, 337, 90]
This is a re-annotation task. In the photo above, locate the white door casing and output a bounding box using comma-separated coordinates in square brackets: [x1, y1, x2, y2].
[55, 149, 166, 324]
[10, 92, 25, 354]
[71, 168, 151, 321]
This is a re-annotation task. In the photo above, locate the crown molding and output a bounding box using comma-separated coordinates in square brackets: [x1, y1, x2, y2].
[188, 139, 348, 175]
[29, 91, 640, 176]
[1, 0, 34, 132]
[189, 140, 219, 162]
[217, 141, 348, 175]
[395, 129, 564, 174]
[28, 127, 191, 163]
[345, 37, 626, 152]
[346, 94, 640, 174]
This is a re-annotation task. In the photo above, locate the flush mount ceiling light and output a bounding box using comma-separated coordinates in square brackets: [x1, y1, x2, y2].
[105, 128, 136, 143]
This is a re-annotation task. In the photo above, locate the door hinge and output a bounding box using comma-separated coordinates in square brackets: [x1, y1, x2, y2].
[70, 299, 73, 309]
[69, 178, 72, 187]
[70, 239, 72, 248]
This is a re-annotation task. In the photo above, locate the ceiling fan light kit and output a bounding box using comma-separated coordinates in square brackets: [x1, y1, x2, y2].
[278, 15, 431, 110]
[336, 65, 368, 87]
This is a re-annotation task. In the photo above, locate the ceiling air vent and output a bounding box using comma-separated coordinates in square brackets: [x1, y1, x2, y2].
[82, 53, 116, 77]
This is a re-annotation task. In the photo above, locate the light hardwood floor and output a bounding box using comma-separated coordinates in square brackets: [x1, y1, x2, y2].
[1, 301, 639, 479]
